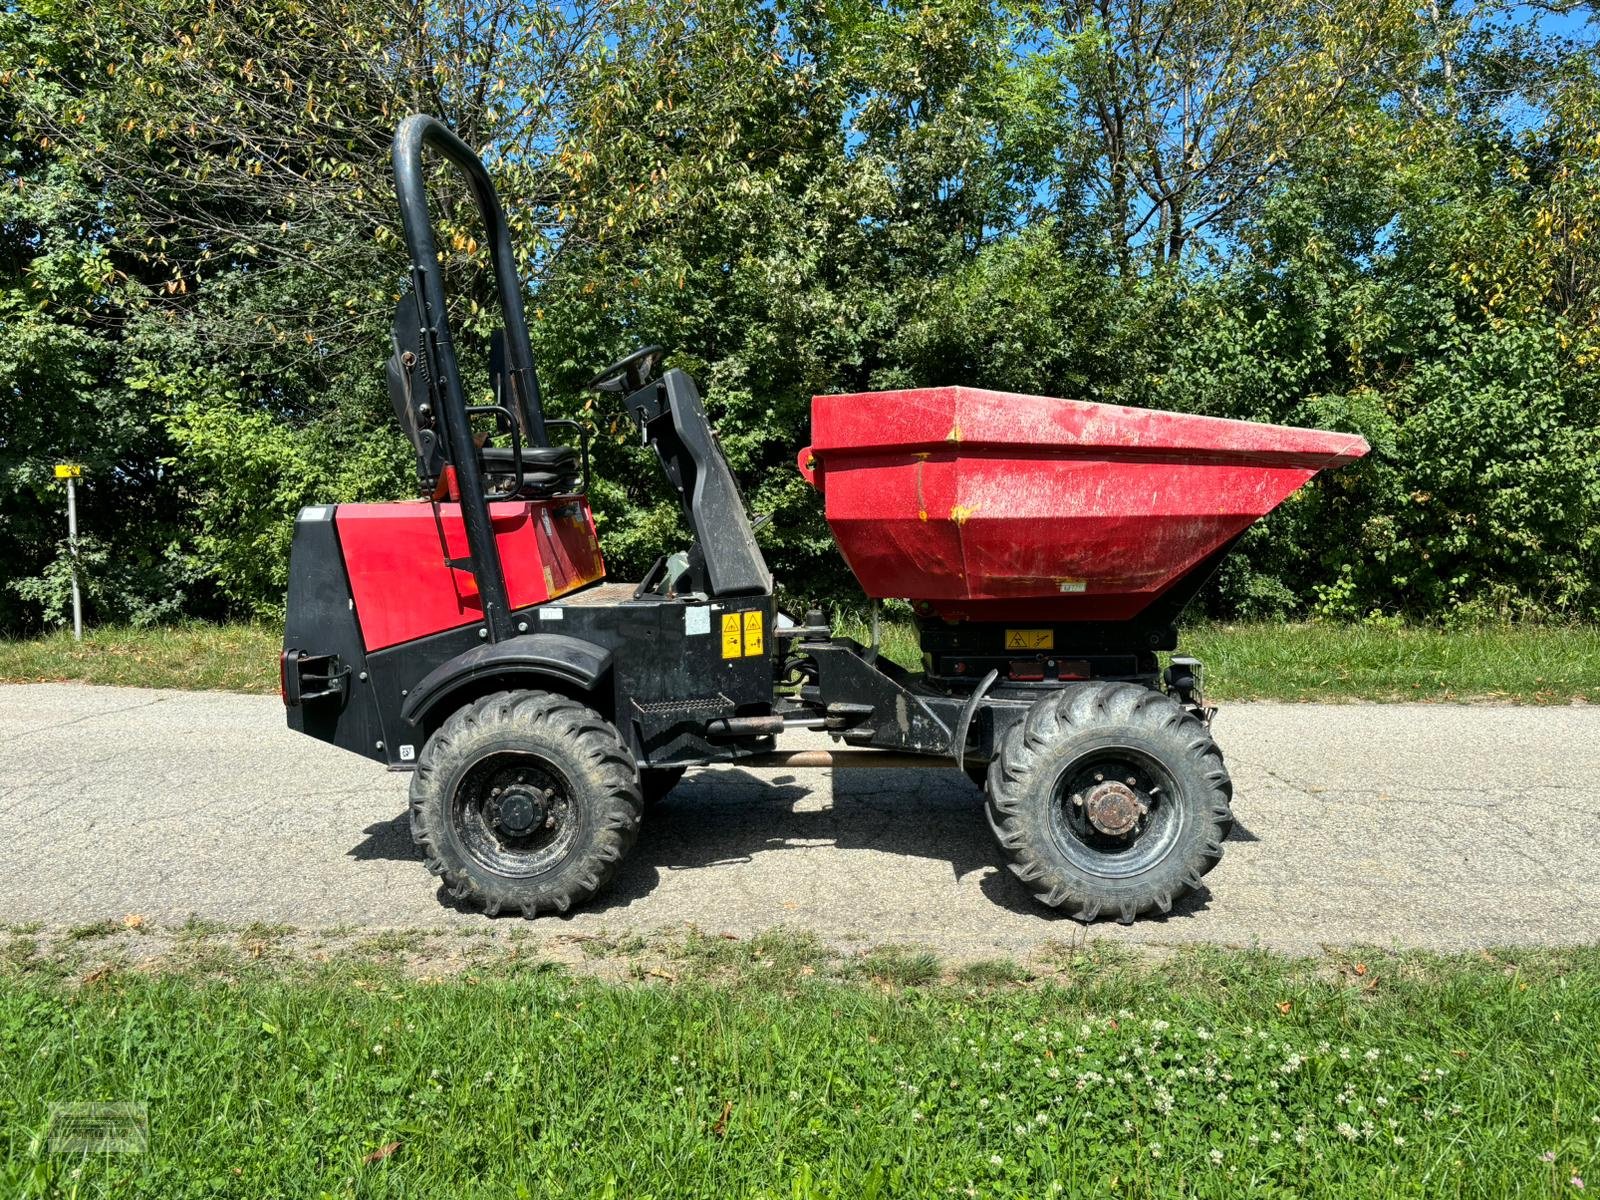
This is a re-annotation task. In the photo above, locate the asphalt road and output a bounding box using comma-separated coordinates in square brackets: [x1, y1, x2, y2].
[2, 683, 1596, 956]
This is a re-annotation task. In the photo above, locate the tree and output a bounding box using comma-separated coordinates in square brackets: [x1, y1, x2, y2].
[1, 4, 200, 629]
[5, 0, 620, 619]
[1042, 0, 1421, 265]
[3, 0, 1596, 629]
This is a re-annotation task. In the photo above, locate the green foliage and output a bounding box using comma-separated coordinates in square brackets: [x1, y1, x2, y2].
[163, 396, 410, 618]
[1, 0, 1596, 630]
[7, 535, 192, 628]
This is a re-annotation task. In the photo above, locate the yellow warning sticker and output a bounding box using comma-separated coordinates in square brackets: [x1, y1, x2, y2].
[1005, 628, 1055, 651]
[743, 610, 764, 657]
[721, 613, 743, 659]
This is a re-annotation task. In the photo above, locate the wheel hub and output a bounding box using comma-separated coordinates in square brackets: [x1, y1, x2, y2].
[494, 785, 551, 837]
[1081, 780, 1147, 837]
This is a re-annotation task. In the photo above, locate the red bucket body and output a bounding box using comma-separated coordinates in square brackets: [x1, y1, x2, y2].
[802, 386, 1368, 623]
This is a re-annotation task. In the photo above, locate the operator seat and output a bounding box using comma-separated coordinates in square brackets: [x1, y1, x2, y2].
[385, 295, 581, 498]
[478, 445, 581, 495]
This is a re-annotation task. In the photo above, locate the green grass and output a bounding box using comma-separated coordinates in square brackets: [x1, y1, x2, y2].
[835, 614, 1600, 703]
[1182, 622, 1600, 703]
[0, 622, 280, 693]
[3, 617, 1598, 702]
[1, 934, 1596, 1197]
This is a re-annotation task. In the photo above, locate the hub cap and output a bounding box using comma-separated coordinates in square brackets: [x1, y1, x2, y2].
[1049, 751, 1184, 879]
[1082, 780, 1147, 836]
[494, 787, 548, 837]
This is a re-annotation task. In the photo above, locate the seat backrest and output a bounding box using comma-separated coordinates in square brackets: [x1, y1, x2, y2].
[488, 327, 542, 448]
[386, 294, 443, 485]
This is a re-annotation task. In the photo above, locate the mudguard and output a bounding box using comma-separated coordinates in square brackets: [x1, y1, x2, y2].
[401, 633, 613, 729]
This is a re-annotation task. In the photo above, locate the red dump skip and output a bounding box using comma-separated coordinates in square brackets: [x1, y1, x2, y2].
[803, 386, 1368, 623]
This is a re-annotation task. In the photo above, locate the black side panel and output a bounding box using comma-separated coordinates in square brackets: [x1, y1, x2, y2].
[362, 590, 778, 770]
[282, 506, 384, 761]
[400, 634, 613, 725]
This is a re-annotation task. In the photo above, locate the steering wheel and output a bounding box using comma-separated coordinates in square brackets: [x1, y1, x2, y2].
[588, 345, 665, 394]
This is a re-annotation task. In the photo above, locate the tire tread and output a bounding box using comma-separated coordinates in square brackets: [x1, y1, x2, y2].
[983, 681, 1233, 923]
[408, 689, 641, 918]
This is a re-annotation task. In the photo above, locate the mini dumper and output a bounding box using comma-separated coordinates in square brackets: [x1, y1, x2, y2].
[282, 116, 1368, 923]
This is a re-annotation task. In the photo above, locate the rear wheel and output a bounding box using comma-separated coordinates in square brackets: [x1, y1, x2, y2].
[984, 681, 1233, 924]
[409, 690, 642, 917]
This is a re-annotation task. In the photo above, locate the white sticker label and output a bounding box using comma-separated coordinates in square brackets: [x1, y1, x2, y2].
[684, 606, 711, 636]
[300, 506, 328, 522]
[539, 607, 564, 621]
[1057, 578, 1088, 593]
[398, 744, 415, 762]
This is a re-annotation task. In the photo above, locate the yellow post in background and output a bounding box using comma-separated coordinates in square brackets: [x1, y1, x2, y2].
[54, 464, 84, 641]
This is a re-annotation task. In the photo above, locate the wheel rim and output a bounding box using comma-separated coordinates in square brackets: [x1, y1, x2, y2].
[1046, 749, 1184, 879]
[451, 751, 582, 878]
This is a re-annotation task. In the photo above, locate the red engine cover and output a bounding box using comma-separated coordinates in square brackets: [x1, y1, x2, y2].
[336, 497, 605, 651]
[802, 386, 1368, 622]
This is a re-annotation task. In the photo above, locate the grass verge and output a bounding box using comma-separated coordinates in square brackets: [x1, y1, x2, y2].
[0, 622, 280, 693]
[0, 927, 1595, 1197]
[1181, 621, 1600, 703]
[2, 617, 1597, 702]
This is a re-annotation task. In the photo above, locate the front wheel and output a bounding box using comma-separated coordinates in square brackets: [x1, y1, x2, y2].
[984, 682, 1233, 924]
[409, 690, 642, 917]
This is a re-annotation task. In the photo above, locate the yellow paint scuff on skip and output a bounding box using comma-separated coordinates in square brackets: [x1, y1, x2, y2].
[949, 503, 980, 526]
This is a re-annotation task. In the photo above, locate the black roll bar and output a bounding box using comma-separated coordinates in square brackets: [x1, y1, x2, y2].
[391, 113, 547, 643]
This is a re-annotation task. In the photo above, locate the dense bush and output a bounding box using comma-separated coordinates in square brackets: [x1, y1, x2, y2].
[2, 0, 1595, 631]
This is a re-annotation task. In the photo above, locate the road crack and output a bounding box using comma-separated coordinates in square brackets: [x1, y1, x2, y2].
[9, 695, 168, 738]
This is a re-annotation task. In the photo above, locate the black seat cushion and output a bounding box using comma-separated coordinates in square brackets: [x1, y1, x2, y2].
[479, 444, 581, 496]
[480, 445, 578, 471]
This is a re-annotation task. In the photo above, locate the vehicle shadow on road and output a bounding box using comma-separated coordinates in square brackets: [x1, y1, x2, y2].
[348, 763, 1239, 924]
